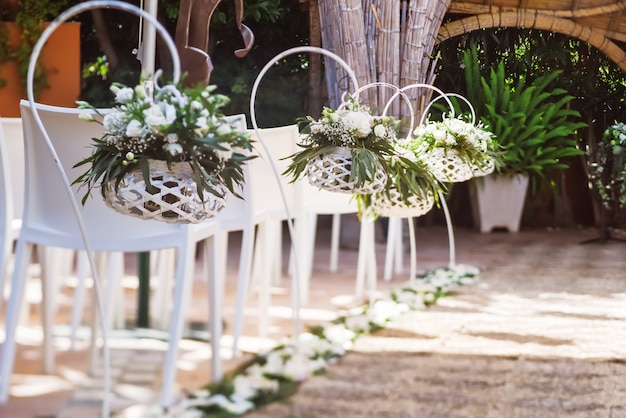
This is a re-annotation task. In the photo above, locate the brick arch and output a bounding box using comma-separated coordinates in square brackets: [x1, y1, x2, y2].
[437, 10, 626, 72]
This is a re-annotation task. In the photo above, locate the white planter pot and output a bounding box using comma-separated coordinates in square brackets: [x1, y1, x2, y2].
[470, 173, 529, 233]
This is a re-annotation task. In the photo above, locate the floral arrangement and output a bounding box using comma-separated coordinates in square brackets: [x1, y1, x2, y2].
[412, 113, 499, 176]
[587, 121, 626, 210]
[73, 79, 255, 204]
[137, 264, 480, 417]
[283, 96, 398, 190]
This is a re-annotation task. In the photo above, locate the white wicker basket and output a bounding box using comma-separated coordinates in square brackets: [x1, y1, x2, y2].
[306, 146, 387, 194]
[471, 157, 495, 178]
[423, 148, 474, 183]
[371, 188, 435, 218]
[104, 160, 227, 224]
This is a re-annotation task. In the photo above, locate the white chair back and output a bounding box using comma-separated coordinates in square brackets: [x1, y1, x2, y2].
[19, 100, 186, 252]
[0, 100, 227, 408]
[247, 125, 301, 220]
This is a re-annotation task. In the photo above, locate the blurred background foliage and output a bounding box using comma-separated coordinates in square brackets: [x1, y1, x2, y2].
[77, 0, 310, 127]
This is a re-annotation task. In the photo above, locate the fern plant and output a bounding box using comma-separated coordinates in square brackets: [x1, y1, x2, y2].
[462, 47, 586, 190]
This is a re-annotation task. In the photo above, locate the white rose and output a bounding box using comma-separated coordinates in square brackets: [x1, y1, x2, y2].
[143, 103, 177, 129]
[114, 87, 134, 104]
[125, 119, 144, 137]
[373, 124, 387, 138]
[190, 100, 203, 111]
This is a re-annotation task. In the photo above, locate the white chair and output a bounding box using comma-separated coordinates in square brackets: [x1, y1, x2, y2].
[0, 101, 237, 408]
[228, 125, 302, 356]
[0, 118, 24, 310]
[297, 174, 377, 302]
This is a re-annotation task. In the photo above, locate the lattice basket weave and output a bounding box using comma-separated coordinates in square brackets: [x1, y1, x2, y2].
[104, 160, 227, 224]
[423, 148, 474, 184]
[471, 157, 495, 178]
[371, 188, 435, 218]
[306, 146, 387, 194]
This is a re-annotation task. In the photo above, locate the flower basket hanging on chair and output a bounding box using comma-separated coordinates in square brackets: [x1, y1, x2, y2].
[284, 96, 397, 195]
[306, 146, 388, 194]
[415, 114, 496, 184]
[74, 81, 254, 225]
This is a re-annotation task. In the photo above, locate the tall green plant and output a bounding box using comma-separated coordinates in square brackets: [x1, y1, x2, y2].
[462, 48, 586, 190]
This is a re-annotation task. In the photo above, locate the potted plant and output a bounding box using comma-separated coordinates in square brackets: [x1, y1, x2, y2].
[73, 77, 255, 224]
[586, 121, 626, 240]
[461, 48, 586, 233]
[0, 0, 80, 117]
[283, 95, 398, 195]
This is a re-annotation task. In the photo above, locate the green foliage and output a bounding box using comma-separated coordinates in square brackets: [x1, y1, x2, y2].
[587, 122, 626, 210]
[461, 47, 586, 190]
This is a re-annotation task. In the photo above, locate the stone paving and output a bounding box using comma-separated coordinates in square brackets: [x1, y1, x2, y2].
[1, 224, 624, 417]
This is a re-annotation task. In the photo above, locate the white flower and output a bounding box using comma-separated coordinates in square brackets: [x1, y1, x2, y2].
[322, 324, 355, 350]
[373, 124, 387, 138]
[102, 111, 125, 134]
[342, 111, 372, 138]
[233, 366, 279, 401]
[114, 87, 134, 104]
[125, 119, 144, 137]
[207, 394, 254, 415]
[144, 103, 176, 129]
[233, 375, 258, 399]
[216, 123, 232, 136]
[433, 129, 447, 143]
[344, 314, 370, 332]
[214, 142, 233, 161]
[195, 116, 209, 134]
[310, 122, 323, 134]
[134, 83, 147, 99]
[78, 112, 95, 122]
[190, 100, 203, 111]
[164, 143, 184, 156]
[283, 352, 321, 381]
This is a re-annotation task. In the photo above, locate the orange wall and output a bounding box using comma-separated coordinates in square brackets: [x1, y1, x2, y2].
[0, 22, 81, 117]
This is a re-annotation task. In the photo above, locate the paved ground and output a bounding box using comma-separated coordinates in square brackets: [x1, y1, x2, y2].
[0, 222, 624, 417]
[248, 226, 626, 417]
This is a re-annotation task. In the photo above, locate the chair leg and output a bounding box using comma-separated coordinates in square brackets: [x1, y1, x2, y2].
[40, 246, 59, 375]
[256, 221, 274, 338]
[69, 251, 88, 350]
[152, 248, 176, 331]
[159, 240, 196, 409]
[205, 234, 223, 382]
[329, 213, 341, 273]
[356, 219, 377, 301]
[384, 217, 399, 281]
[395, 220, 404, 276]
[0, 240, 34, 403]
[231, 225, 255, 358]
